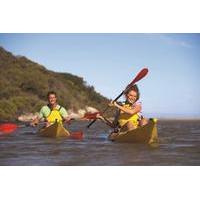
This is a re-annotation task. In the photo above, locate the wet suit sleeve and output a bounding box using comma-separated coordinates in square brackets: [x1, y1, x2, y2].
[59, 107, 69, 118]
[38, 106, 47, 120]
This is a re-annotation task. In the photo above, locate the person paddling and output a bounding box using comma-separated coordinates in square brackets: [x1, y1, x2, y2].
[31, 91, 71, 127]
[98, 84, 148, 132]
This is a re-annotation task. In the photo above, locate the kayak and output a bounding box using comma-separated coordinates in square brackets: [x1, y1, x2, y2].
[108, 118, 158, 144]
[39, 121, 70, 137]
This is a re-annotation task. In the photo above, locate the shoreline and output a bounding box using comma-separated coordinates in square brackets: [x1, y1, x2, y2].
[157, 118, 200, 121]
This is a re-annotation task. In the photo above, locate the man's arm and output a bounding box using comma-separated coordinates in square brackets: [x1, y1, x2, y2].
[30, 107, 45, 126]
[60, 107, 71, 122]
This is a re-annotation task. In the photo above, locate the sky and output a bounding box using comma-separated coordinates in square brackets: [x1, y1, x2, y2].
[0, 33, 200, 118]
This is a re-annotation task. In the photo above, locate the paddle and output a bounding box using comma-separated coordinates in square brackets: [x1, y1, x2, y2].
[83, 112, 101, 120]
[0, 120, 56, 135]
[0, 121, 84, 139]
[87, 67, 149, 128]
[0, 112, 100, 135]
[0, 123, 19, 134]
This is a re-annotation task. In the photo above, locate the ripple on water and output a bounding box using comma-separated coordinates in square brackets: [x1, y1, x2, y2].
[0, 120, 200, 165]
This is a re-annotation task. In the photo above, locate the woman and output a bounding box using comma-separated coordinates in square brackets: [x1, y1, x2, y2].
[98, 84, 148, 132]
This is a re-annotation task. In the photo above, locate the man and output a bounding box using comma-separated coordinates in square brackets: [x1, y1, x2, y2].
[31, 91, 70, 127]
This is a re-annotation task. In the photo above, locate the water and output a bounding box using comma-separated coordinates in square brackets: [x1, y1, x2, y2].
[0, 120, 200, 165]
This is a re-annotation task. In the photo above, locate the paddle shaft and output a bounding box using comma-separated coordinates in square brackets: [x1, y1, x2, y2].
[87, 93, 123, 128]
[87, 68, 148, 128]
[98, 115, 116, 128]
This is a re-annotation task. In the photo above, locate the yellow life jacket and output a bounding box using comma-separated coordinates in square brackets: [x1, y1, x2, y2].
[118, 103, 139, 128]
[46, 107, 63, 124]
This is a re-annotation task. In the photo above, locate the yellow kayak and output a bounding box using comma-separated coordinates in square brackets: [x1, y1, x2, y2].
[39, 121, 70, 137]
[108, 118, 158, 144]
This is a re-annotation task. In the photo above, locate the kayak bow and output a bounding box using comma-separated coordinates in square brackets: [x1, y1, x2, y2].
[38, 121, 83, 139]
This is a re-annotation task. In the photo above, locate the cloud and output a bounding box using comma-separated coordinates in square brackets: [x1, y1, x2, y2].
[160, 34, 192, 48]
[144, 33, 193, 48]
[158, 34, 193, 48]
[178, 41, 192, 48]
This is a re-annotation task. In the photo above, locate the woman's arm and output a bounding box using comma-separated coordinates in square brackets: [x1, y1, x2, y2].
[111, 101, 141, 115]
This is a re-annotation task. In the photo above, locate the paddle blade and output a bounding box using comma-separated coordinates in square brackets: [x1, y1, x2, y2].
[128, 68, 148, 87]
[114, 68, 149, 101]
[83, 112, 101, 120]
[70, 131, 83, 140]
[0, 123, 18, 134]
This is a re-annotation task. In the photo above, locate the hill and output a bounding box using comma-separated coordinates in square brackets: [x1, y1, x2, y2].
[0, 47, 110, 121]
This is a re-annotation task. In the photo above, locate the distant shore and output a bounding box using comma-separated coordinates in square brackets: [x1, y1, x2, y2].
[157, 118, 200, 121]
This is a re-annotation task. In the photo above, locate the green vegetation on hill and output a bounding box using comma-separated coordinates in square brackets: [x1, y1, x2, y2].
[0, 47, 110, 121]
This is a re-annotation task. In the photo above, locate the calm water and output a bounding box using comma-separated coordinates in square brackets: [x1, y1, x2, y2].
[0, 120, 200, 166]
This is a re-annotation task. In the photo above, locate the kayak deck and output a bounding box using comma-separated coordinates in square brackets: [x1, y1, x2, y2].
[39, 121, 70, 137]
[108, 118, 158, 144]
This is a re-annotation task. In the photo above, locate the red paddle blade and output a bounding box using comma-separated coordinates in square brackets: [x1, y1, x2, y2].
[83, 112, 101, 120]
[0, 123, 18, 134]
[127, 68, 148, 88]
[70, 131, 83, 140]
